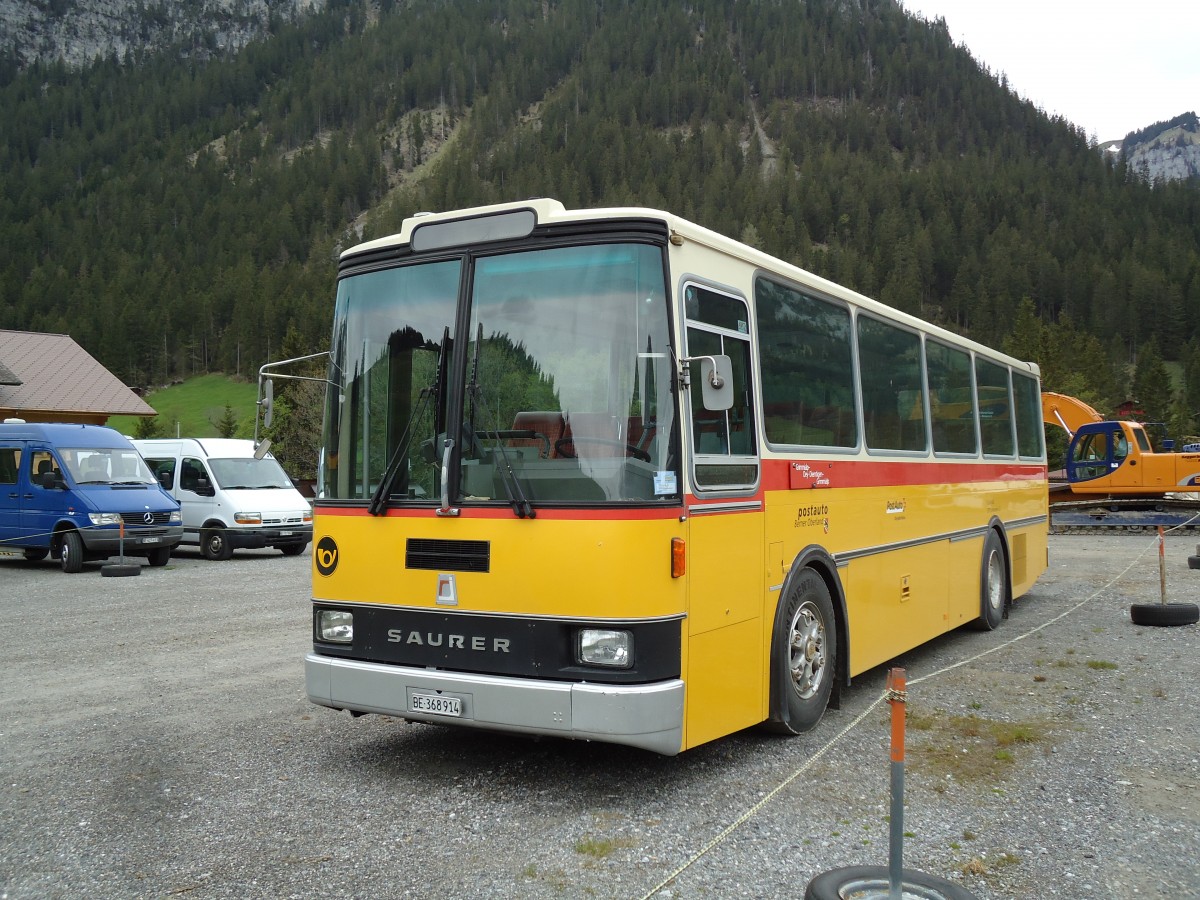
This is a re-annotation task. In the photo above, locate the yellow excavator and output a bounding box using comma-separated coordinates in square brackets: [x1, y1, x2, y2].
[1042, 391, 1200, 497]
[1042, 391, 1200, 528]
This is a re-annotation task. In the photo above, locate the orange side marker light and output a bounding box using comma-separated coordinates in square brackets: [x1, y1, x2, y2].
[671, 537, 686, 578]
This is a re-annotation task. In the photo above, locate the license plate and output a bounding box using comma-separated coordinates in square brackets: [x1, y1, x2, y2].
[280, 530, 294, 536]
[411, 692, 461, 717]
[141, 537, 160, 544]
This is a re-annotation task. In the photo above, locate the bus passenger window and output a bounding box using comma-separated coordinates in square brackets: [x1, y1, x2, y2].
[754, 277, 856, 449]
[858, 315, 927, 453]
[975, 359, 1014, 457]
[927, 340, 977, 455]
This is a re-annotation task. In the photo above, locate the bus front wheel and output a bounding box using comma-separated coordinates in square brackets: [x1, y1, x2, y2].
[765, 568, 836, 735]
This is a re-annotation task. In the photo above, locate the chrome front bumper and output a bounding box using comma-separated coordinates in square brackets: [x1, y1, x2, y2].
[305, 653, 685, 755]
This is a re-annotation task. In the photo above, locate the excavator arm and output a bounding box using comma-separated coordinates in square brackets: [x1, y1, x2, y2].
[1041, 391, 1103, 438]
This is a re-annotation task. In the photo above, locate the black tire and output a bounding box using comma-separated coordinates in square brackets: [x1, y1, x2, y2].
[1130, 602, 1200, 627]
[764, 567, 836, 735]
[279, 542, 309, 557]
[60, 531, 83, 574]
[972, 529, 1007, 631]
[101, 563, 140, 578]
[806, 865, 978, 900]
[201, 525, 233, 561]
[1188, 555, 1200, 570]
[146, 546, 171, 567]
[23, 548, 48, 562]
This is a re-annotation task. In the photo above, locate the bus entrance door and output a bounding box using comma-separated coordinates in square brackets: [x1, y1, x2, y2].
[684, 503, 766, 748]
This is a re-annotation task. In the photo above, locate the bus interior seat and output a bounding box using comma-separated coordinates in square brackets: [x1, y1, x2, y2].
[509, 412, 566, 458]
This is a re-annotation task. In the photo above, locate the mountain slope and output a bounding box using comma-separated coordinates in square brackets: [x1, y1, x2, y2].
[1, 0, 1199, 424]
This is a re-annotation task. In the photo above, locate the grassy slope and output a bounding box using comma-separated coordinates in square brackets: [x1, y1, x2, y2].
[107, 374, 258, 438]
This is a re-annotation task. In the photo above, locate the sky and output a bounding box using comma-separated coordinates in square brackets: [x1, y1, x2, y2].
[900, 0, 1200, 142]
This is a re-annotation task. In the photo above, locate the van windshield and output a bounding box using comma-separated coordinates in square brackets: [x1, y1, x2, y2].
[64, 449, 158, 485]
[209, 456, 294, 490]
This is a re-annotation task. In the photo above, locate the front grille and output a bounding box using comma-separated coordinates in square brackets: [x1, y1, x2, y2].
[406, 538, 490, 572]
[263, 515, 308, 526]
[120, 511, 174, 526]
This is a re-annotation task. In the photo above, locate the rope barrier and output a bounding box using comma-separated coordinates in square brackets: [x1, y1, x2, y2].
[0, 522, 160, 546]
[638, 522, 1196, 899]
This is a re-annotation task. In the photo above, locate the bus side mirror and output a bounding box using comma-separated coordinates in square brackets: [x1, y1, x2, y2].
[701, 355, 733, 411]
[261, 378, 275, 428]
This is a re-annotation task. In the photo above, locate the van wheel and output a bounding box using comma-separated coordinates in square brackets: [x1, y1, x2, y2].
[201, 526, 233, 561]
[23, 548, 49, 562]
[146, 546, 171, 567]
[279, 542, 309, 557]
[60, 531, 83, 574]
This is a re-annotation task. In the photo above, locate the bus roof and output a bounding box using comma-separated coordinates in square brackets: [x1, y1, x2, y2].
[342, 199, 1039, 377]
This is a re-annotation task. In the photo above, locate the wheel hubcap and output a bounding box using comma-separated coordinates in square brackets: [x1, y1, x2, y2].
[788, 602, 826, 699]
[986, 549, 1004, 613]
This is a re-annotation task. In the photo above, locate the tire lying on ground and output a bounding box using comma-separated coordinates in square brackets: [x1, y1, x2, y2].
[805, 865, 979, 899]
[1130, 602, 1200, 627]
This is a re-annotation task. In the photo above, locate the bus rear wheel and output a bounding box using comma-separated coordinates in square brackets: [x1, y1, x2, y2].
[973, 529, 1007, 631]
[765, 568, 836, 735]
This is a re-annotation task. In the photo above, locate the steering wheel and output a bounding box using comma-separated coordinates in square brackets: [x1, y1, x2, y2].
[555, 437, 652, 463]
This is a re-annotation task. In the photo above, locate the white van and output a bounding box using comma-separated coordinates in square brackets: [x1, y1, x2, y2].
[133, 438, 312, 560]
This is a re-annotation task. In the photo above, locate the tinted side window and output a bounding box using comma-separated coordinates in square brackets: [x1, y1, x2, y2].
[145, 457, 176, 488]
[1012, 372, 1044, 460]
[755, 277, 857, 448]
[858, 315, 927, 453]
[0, 448, 18, 485]
[976, 359, 1014, 457]
[180, 457, 212, 493]
[927, 341, 977, 455]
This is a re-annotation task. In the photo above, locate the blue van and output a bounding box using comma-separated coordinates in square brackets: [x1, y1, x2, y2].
[0, 421, 183, 573]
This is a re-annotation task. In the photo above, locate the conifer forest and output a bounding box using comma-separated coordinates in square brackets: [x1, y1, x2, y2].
[3, 0, 1199, 432]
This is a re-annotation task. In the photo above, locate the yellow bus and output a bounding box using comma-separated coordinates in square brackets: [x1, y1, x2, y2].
[304, 199, 1048, 755]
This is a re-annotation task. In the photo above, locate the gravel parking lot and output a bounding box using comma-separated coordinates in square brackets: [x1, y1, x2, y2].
[1, 534, 1198, 900]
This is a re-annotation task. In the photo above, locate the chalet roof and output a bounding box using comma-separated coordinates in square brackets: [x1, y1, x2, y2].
[0, 330, 155, 420]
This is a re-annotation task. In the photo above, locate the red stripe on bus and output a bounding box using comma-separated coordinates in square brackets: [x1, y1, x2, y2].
[313, 504, 685, 521]
[761, 457, 1046, 491]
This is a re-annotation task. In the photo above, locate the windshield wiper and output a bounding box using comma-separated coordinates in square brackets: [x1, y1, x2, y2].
[368, 328, 448, 516]
[467, 323, 534, 519]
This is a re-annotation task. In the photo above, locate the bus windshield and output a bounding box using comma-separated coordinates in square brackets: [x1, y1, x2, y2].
[321, 241, 678, 506]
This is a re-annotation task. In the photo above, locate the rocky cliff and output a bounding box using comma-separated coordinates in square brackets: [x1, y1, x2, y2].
[0, 0, 325, 69]
[1120, 112, 1200, 184]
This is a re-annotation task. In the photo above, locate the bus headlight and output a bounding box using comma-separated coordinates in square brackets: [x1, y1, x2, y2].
[88, 512, 121, 526]
[317, 609, 353, 643]
[577, 628, 632, 668]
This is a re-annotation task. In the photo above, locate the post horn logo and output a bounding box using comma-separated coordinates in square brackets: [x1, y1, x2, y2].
[315, 536, 339, 576]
